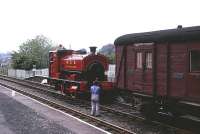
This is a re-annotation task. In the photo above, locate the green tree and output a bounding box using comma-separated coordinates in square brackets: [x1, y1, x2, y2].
[108, 52, 115, 64]
[99, 44, 115, 64]
[12, 35, 53, 70]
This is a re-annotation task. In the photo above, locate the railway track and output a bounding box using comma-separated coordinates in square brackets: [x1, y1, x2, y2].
[0, 75, 134, 134]
[0, 75, 195, 134]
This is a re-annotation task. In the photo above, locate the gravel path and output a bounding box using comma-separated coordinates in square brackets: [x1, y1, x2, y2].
[0, 92, 75, 134]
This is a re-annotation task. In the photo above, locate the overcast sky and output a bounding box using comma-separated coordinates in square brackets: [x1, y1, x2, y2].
[0, 0, 200, 53]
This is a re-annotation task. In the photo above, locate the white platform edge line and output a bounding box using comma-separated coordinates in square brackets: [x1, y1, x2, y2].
[1, 85, 111, 134]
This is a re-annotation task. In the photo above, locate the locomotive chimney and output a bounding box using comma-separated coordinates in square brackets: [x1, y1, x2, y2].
[89, 46, 97, 54]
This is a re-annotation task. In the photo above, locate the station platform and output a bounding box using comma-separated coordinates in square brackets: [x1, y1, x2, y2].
[0, 85, 110, 134]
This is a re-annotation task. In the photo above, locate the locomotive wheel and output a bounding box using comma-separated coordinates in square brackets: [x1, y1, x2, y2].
[55, 83, 61, 91]
[70, 92, 77, 99]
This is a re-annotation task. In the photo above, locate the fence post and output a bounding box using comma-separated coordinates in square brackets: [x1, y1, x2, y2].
[32, 65, 36, 77]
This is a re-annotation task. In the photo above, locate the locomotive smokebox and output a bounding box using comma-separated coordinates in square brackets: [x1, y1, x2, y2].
[89, 46, 97, 54]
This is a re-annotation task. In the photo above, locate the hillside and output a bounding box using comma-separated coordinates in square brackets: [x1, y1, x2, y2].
[99, 44, 115, 55]
[99, 44, 115, 64]
[0, 53, 11, 63]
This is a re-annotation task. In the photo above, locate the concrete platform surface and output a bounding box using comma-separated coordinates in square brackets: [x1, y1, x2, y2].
[0, 85, 110, 134]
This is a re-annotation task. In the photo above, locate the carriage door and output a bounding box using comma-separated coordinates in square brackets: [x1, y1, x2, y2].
[134, 43, 154, 95]
[187, 50, 200, 99]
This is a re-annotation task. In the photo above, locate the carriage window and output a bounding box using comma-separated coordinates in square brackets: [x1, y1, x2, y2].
[190, 51, 200, 72]
[136, 52, 142, 69]
[145, 52, 152, 69]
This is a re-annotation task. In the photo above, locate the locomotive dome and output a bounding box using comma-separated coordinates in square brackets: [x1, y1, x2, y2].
[114, 25, 200, 45]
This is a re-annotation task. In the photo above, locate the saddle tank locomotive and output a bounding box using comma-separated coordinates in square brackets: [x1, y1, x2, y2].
[48, 46, 113, 96]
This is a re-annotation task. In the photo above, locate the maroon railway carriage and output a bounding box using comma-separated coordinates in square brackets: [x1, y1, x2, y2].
[114, 26, 200, 117]
[48, 46, 113, 96]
